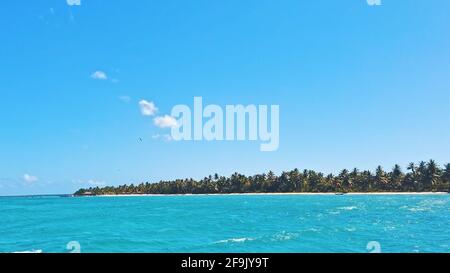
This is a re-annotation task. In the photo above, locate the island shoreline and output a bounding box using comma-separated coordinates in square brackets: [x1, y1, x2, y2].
[82, 192, 449, 197]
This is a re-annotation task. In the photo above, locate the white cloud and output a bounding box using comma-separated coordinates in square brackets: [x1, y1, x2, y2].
[118, 96, 131, 103]
[367, 0, 381, 6]
[154, 115, 179, 129]
[91, 71, 108, 80]
[67, 0, 81, 6]
[139, 100, 158, 116]
[23, 174, 38, 183]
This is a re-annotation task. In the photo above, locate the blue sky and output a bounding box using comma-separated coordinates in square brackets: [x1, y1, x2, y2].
[1, 0, 450, 195]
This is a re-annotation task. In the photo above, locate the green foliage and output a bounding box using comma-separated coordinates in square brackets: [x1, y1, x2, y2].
[74, 160, 450, 196]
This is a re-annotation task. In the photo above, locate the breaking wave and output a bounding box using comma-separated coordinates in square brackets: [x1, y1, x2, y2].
[215, 237, 255, 244]
[338, 206, 358, 211]
[13, 249, 43, 253]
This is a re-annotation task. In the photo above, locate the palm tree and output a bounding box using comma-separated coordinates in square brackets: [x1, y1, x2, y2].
[442, 163, 450, 192]
[74, 160, 449, 195]
[265, 171, 277, 192]
[390, 164, 404, 191]
[375, 166, 388, 191]
[407, 162, 416, 175]
[289, 168, 301, 192]
[338, 169, 350, 191]
[416, 161, 428, 191]
[426, 160, 441, 190]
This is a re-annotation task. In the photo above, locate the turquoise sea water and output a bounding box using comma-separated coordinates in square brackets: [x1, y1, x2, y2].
[0, 194, 449, 253]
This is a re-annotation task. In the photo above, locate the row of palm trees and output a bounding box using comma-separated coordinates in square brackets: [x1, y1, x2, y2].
[74, 160, 450, 196]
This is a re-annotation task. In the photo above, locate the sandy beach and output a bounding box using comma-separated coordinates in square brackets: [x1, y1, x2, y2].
[95, 192, 448, 197]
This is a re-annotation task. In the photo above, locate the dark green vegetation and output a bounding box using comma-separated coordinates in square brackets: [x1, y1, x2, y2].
[75, 160, 450, 196]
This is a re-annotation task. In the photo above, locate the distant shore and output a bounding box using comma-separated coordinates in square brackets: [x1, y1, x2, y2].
[88, 192, 449, 197]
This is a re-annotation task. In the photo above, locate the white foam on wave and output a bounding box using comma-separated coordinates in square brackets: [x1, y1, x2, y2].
[399, 205, 429, 212]
[304, 228, 320, 232]
[13, 249, 43, 253]
[408, 207, 430, 212]
[419, 199, 447, 206]
[401, 199, 447, 212]
[338, 206, 358, 211]
[216, 237, 255, 244]
[271, 231, 299, 242]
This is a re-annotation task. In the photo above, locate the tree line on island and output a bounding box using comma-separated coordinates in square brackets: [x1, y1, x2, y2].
[74, 160, 450, 196]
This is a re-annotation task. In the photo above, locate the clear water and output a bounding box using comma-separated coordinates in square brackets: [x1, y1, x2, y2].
[0, 194, 449, 253]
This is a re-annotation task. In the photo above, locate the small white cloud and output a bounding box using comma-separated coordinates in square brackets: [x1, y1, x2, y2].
[154, 115, 179, 129]
[91, 71, 108, 80]
[139, 100, 158, 116]
[23, 174, 38, 183]
[367, 0, 381, 6]
[67, 0, 81, 6]
[118, 96, 131, 103]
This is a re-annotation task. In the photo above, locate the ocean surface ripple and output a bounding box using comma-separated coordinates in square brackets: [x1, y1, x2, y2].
[0, 194, 449, 253]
